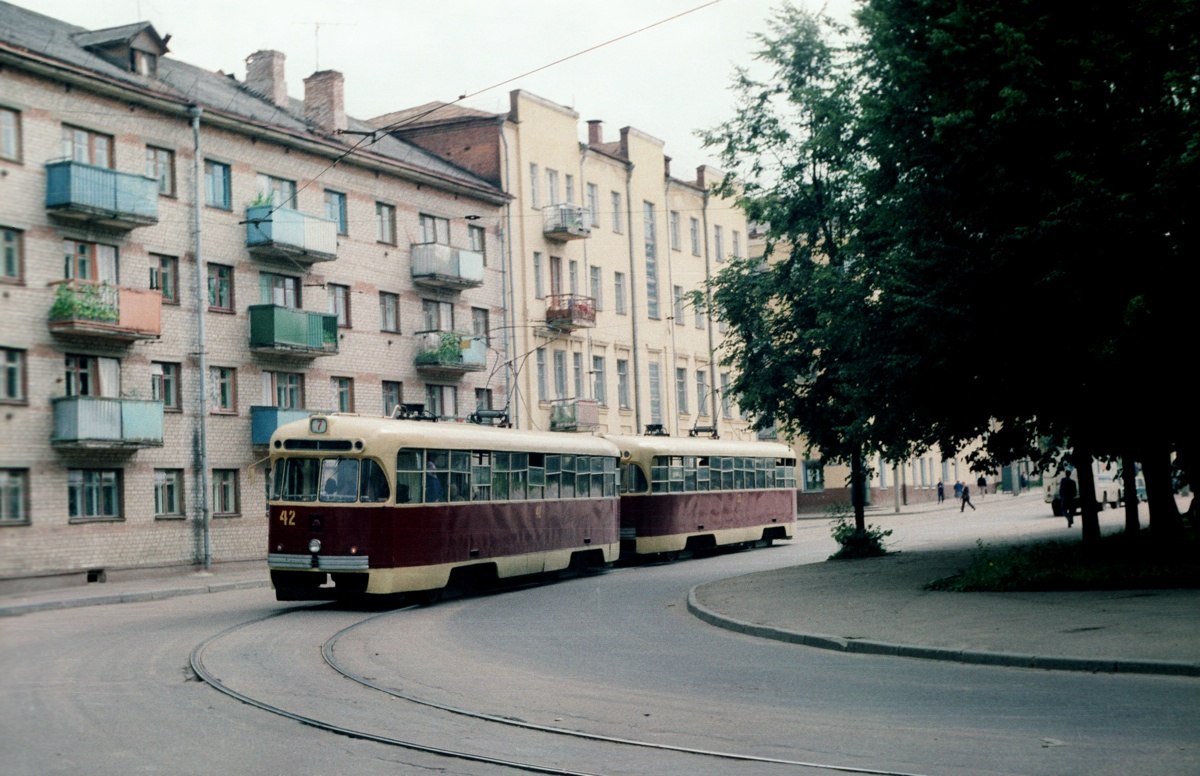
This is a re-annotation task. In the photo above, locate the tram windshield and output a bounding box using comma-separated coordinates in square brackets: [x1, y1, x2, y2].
[271, 457, 390, 504]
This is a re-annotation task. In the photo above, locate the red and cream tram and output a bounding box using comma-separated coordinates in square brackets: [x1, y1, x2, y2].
[267, 414, 621, 600]
[605, 434, 797, 559]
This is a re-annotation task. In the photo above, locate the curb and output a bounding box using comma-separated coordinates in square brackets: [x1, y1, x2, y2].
[0, 579, 272, 618]
[686, 586, 1200, 678]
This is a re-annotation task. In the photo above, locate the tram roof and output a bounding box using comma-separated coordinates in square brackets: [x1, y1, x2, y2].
[601, 434, 797, 460]
[271, 415, 621, 456]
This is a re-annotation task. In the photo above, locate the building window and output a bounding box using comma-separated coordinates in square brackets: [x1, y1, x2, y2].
[382, 380, 403, 416]
[204, 160, 231, 209]
[145, 146, 175, 196]
[333, 377, 354, 412]
[802, 460, 825, 492]
[375, 202, 396, 244]
[669, 211, 681, 251]
[2, 227, 22, 283]
[63, 239, 118, 284]
[592, 356, 607, 406]
[616, 359, 631, 410]
[565, 173, 575, 204]
[212, 470, 240, 516]
[694, 298, 706, 330]
[68, 469, 121, 521]
[573, 352, 584, 399]
[471, 307, 490, 346]
[536, 348, 547, 402]
[546, 168, 559, 205]
[65, 354, 119, 397]
[255, 173, 296, 209]
[586, 183, 599, 227]
[131, 49, 157, 76]
[2, 347, 25, 403]
[475, 388, 493, 412]
[151, 362, 181, 410]
[714, 225, 725, 263]
[426, 384, 457, 419]
[644, 202, 659, 319]
[210, 367, 236, 412]
[553, 350, 567, 400]
[260, 272, 300, 308]
[529, 163, 540, 209]
[207, 264, 234, 312]
[690, 217, 700, 256]
[154, 469, 184, 518]
[673, 286, 685, 326]
[61, 125, 112, 167]
[150, 254, 178, 303]
[648, 362, 662, 424]
[0, 107, 20, 162]
[0, 469, 29, 525]
[421, 299, 453, 331]
[614, 271, 627, 315]
[720, 372, 733, 418]
[610, 191, 622, 233]
[419, 213, 450, 245]
[581, 268, 598, 313]
[264, 371, 304, 409]
[468, 224, 486, 265]
[676, 367, 688, 415]
[380, 292, 400, 332]
[324, 190, 348, 234]
[329, 283, 351, 328]
[533, 252, 544, 299]
[732, 230, 741, 258]
[696, 370, 709, 417]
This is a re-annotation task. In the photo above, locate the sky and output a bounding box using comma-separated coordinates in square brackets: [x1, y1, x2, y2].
[19, 0, 858, 174]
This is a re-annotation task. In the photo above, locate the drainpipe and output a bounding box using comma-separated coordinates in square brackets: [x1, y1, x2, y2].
[700, 189, 719, 426]
[499, 127, 516, 428]
[663, 178, 680, 435]
[579, 147, 593, 406]
[189, 105, 212, 571]
[624, 165, 642, 433]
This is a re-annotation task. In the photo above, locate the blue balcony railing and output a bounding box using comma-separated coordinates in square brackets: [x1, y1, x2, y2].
[410, 243, 484, 290]
[245, 205, 338, 263]
[45, 160, 159, 229]
[248, 305, 338, 356]
[250, 406, 313, 446]
[51, 396, 164, 448]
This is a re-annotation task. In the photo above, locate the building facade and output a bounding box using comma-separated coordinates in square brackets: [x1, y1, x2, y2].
[374, 90, 754, 439]
[0, 2, 510, 588]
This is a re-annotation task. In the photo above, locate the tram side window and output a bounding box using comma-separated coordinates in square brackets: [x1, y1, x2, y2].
[528, 453, 546, 500]
[360, 459, 390, 503]
[320, 458, 360, 502]
[449, 450, 470, 502]
[492, 452, 510, 500]
[604, 456, 617, 497]
[471, 451, 491, 501]
[777, 458, 797, 488]
[696, 457, 710, 491]
[276, 458, 319, 502]
[651, 457, 669, 494]
[560, 454, 576, 498]
[509, 452, 528, 500]
[721, 457, 735, 490]
[758, 457, 773, 489]
[591, 456, 606, 496]
[425, 449, 449, 503]
[395, 448, 423, 504]
[544, 454, 560, 499]
[620, 462, 649, 494]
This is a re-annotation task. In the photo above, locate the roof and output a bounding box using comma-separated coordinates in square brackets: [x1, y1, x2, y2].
[369, 101, 501, 132]
[0, 1, 502, 200]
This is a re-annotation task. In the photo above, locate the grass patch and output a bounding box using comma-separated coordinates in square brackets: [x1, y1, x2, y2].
[927, 530, 1200, 592]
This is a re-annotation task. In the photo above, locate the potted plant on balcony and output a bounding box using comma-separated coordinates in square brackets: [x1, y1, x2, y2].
[49, 282, 119, 323]
[417, 331, 463, 366]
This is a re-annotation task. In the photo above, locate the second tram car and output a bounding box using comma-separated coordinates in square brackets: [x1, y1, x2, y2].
[606, 434, 797, 559]
[267, 414, 622, 600]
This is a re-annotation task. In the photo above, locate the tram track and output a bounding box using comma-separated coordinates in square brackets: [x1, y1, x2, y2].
[190, 603, 934, 776]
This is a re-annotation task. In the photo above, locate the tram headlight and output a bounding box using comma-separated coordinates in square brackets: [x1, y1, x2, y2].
[308, 538, 322, 554]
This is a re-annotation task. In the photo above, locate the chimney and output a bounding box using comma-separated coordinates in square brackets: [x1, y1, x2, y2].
[587, 119, 603, 146]
[245, 50, 288, 108]
[304, 70, 347, 133]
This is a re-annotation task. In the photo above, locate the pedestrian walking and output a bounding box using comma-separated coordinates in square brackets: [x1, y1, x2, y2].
[953, 481, 963, 500]
[961, 483, 975, 512]
[977, 475, 987, 497]
[1059, 471, 1077, 527]
[937, 481, 945, 503]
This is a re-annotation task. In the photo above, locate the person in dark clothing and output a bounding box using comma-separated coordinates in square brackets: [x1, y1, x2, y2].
[961, 483, 975, 512]
[977, 475, 987, 497]
[1059, 472, 1078, 527]
[937, 481, 945, 503]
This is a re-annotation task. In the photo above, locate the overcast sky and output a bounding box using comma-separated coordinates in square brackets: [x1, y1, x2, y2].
[20, 0, 858, 174]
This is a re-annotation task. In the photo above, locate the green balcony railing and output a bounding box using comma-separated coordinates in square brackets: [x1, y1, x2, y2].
[45, 160, 158, 229]
[51, 396, 164, 448]
[248, 304, 338, 355]
[245, 205, 338, 263]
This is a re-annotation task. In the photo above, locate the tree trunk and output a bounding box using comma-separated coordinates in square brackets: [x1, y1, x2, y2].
[1072, 447, 1101, 546]
[851, 452, 866, 533]
[1121, 452, 1140, 533]
[1142, 445, 1182, 542]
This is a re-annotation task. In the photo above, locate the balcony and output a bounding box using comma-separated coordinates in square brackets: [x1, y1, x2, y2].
[549, 398, 600, 432]
[250, 406, 313, 446]
[542, 204, 591, 241]
[45, 160, 159, 230]
[47, 281, 161, 343]
[545, 294, 596, 331]
[248, 304, 338, 356]
[245, 205, 338, 264]
[414, 330, 487, 375]
[410, 242, 484, 290]
[51, 396, 164, 449]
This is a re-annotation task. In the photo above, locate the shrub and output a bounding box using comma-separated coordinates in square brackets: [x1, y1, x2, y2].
[828, 504, 893, 560]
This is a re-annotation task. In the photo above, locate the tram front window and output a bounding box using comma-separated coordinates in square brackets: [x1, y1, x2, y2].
[320, 458, 360, 502]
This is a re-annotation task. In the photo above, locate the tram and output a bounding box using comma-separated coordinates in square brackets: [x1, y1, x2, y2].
[605, 433, 797, 559]
[266, 414, 621, 600]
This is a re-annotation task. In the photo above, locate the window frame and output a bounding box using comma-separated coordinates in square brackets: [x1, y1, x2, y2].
[67, 468, 122, 522]
[1, 347, 26, 404]
[210, 366, 237, 413]
[0, 107, 21, 163]
[324, 189, 348, 235]
[151, 361, 181, 411]
[211, 469, 241, 516]
[382, 380, 403, 417]
[333, 376, 354, 413]
[204, 159, 232, 210]
[0, 468, 29, 525]
[61, 125, 112, 168]
[379, 291, 400, 333]
[207, 263, 234, 312]
[154, 468, 185, 519]
[329, 283, 352, 328]
[375, 202, 396, 245]
[145, 145, 175, 196]
[150, 253, 178, 304]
